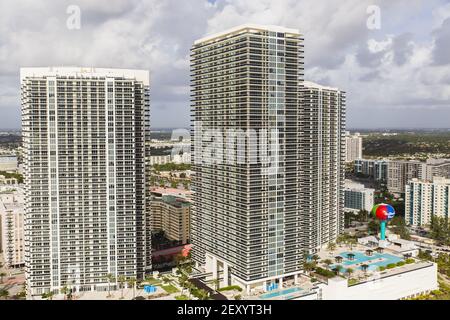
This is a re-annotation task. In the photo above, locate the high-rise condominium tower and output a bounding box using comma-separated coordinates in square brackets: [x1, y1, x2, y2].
[21, 67, 150, 295]
[192, 24, 344, 293]
[345, 132, 362, 163]
[300, 82, 346, 250]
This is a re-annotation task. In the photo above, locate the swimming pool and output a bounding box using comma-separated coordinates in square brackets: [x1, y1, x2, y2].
[331, 251, 403, 272]
[259, 287, 303, 299]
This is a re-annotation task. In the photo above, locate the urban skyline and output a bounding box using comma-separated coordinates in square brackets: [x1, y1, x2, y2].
[1, 1, 450, 305]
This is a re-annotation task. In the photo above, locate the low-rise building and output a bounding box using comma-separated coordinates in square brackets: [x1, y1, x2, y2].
[0, 188, 25, 267]
[149, 155, 172, 166]
[0, 175, 18, 185]
[0, 155, 18, 171]
[344, 180, 374, 213]
[405, 177, 450, 226]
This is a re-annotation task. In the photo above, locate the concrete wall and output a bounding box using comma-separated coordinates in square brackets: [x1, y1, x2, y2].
[321, 263, 438, 300]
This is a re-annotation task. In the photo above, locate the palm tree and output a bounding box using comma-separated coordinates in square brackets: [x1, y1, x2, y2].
[323, 259, 333, 270]
[311, 254, 320, 263]
[118, 275, 126, 299]
[0, 288, 9, 300]
[178, 274, 189, 294]
[211, 279, 220, 292]
[0, 272, 6, 283]
[345, 268, 354, 279]
[127, 277, 137, 299]
[43, 291, 54, 300]
[333, 265, 343, 276]
[105, 273, 115, 298]
[60, 286, 69, 300]
[197, 289, 210, 300]
[327, 242, 336, 253]
[303, 262, 316, 275]
[348, 239, 357, 251]
[186, 282, 195, 299]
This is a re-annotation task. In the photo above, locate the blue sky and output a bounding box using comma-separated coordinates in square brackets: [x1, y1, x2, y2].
[0, 0, 449, 129]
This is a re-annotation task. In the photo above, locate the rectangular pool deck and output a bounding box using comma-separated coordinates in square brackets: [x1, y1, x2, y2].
[331, 251, 404, 272]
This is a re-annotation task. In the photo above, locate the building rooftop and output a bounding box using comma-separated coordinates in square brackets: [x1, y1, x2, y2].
[151, 187, 192, 196]
[160, 195, 190, 208]
[20, 67, 150, 85]
[302, 81, 341, 92]
[194, 23, 301, 45]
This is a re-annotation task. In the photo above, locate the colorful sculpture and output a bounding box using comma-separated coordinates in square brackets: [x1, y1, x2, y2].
[371, 203, 396, 240]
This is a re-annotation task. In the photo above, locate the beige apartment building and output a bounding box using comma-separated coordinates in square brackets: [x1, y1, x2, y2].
[151, 194, 190, 244]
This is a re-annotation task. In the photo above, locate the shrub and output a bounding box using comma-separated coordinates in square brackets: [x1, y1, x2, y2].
[175, 295, 189, 300]
[431, 290, 442, 296]
[386, 263, 396, 269]
[234, 294, 242, 300]
[405, 258, 415, 264]
[378, 266, 386, 271]
[396, 261, 406, 267]
[315, 267, 335, 278]
[218, 285, 243, 292]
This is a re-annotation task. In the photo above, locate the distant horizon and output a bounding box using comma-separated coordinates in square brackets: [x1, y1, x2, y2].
[2, 127, 450, 132]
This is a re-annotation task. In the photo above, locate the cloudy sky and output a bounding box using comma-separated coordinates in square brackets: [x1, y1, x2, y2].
[0, 0, 449, 129]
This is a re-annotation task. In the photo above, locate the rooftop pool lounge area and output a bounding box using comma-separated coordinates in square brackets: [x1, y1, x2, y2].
[331, 251, 404, 272]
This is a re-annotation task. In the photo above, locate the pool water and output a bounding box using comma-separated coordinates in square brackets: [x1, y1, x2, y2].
[259, 287, 303, 299]
[331, 251, 403, 272]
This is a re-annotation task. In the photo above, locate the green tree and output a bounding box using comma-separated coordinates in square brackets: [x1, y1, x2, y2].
[197, 289, 210, 300]
[333, 265, 343, 276]
[118, 275, 126, 299]
[327, 242, 336, 252]
[345, 268, 354, 279]
[60, 286, 70, 300]
[323, 259, 333, 270]
[105, 273, 115, 298]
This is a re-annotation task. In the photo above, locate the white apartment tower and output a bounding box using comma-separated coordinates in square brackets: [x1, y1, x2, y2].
[405, 177, 450, 226]
[345, 132, 362, 163]
[21, 67, 150, 295]
[191, 25, 345, 293]
[300, 81, 346, 249]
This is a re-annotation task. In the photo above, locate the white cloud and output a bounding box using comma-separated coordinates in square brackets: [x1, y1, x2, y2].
[0, 0, 449, 129]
